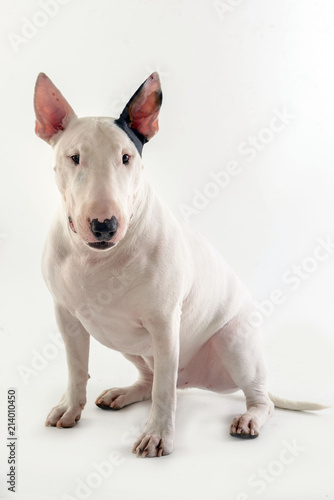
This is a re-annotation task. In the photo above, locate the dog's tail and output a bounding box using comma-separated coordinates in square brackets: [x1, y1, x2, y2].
[268, 392, 330, 411]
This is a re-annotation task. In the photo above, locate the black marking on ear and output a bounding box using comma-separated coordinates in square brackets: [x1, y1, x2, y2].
[114, 79, 148, 156]
[114, 117, 145, 156]
[114, 77, 157, 157]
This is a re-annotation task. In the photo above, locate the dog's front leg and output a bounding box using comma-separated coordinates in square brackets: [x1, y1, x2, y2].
[45, 304, 90, 428]
[133, 314, 180, 458]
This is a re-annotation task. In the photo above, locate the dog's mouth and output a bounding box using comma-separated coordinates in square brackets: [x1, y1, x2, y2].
[68, 216, 77, 233]
[87, 241, 116, 250]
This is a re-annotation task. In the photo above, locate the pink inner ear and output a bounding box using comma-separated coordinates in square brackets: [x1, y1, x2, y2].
[128, 73, 161, 140]
[34, 73, 75, 142]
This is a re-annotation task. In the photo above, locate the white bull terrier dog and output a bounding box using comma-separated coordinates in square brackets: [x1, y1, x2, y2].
[34, 72, 326, 457]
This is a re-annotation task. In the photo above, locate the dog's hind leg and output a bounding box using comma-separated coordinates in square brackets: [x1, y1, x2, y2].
[212, 314, 274, 438]
[95, 354, 153, 410]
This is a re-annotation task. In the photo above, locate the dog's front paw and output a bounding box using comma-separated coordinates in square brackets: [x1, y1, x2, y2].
[132, 430, 174, 458]
[45, 402, 85, 428]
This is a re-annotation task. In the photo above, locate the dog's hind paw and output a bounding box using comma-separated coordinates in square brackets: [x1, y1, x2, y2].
[95, 383, 151, 410]
[230, 413, 260, 439]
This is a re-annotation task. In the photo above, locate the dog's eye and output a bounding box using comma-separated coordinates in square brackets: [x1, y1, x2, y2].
[122, 154, 130, 165]
[70, 154, 80, 165]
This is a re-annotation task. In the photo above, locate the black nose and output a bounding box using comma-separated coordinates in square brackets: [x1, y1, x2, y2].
[90, 216, 118, 241]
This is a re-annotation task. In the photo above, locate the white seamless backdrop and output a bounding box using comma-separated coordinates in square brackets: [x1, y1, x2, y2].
[1, 1, 334, 499]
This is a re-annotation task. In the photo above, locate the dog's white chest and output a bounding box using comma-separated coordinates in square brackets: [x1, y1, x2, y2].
[45, 251, 153, 356]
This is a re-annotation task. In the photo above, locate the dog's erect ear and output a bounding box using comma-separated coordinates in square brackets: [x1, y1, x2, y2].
[34, 73, 76, 143]
[115, 72, 162, 155]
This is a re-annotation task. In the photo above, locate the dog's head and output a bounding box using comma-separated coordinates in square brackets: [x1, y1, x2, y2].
[34, 73, 162, 251]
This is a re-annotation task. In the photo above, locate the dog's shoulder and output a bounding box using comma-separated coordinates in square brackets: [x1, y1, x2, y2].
[41, 206, 72, 284]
